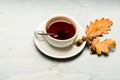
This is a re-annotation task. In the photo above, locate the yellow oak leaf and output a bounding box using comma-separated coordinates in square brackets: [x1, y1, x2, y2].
[91, 38, 116, 55]
[86, 18, 113, 39]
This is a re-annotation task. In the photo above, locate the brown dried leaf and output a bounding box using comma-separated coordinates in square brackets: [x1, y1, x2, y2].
[91, 38, 116, 55]
[76, 18, 116, 56]
[86, 18, 113, 38]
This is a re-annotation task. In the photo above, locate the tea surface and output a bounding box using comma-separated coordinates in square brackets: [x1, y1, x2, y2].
[47, 21, 76, 40]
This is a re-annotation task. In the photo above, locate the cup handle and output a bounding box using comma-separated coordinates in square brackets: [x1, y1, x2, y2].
[34, 31, 45, 40]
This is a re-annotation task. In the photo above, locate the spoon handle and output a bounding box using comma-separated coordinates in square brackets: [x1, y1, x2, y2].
[37, 32, 54, 35]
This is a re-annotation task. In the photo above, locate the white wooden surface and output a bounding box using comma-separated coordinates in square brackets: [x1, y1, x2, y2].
[0, 0, 120, 80]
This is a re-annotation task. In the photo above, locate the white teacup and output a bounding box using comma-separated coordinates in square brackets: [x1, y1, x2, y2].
[34, 14, 79, 48]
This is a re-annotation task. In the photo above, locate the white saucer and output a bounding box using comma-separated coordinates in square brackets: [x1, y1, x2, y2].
[34, 22, 86, 59]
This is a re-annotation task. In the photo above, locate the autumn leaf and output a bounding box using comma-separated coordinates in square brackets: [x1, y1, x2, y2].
[90, 38, 116, 55]
[76, 18, 116, 56]
[86, 18, 113, 39]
